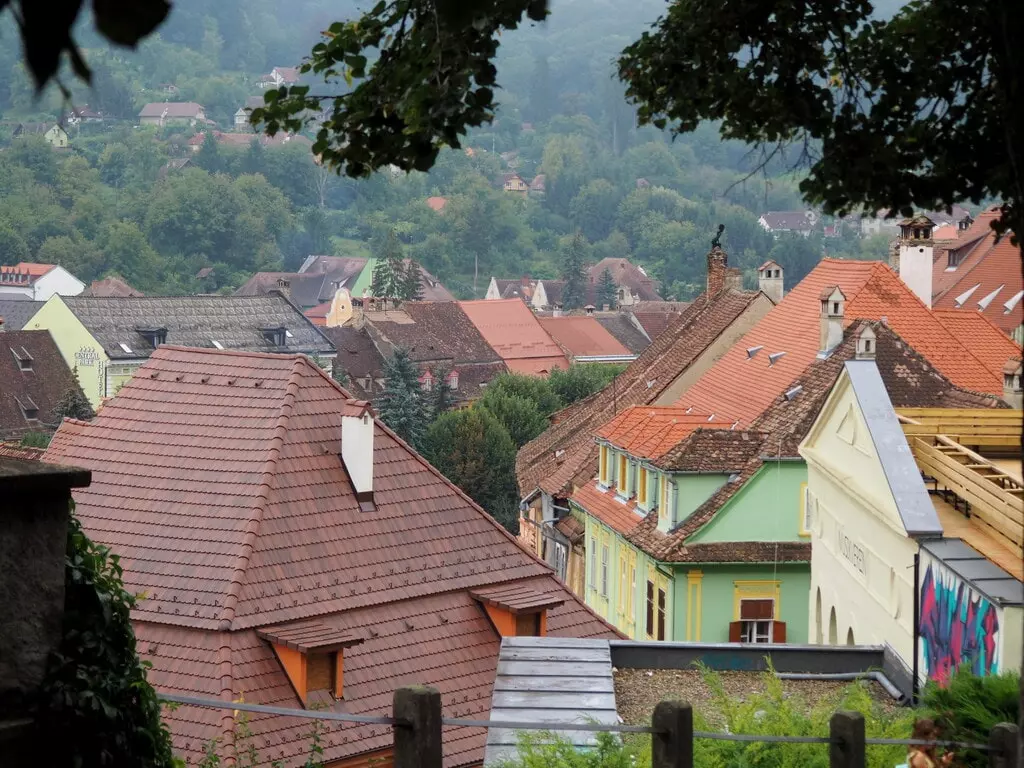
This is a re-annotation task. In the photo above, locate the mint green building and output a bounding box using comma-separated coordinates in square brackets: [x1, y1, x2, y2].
[568, 408, 811, 644]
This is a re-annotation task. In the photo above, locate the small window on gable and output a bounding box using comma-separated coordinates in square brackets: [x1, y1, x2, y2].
[421, 370, 433, 391]
[515, 612, 541, 636]
[307, 651, 342, 699]
[447, 370, 459, 390]
[11, 346, 33, 371]
[136, 327, 167, 348]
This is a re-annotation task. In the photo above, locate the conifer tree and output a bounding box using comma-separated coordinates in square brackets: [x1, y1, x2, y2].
[559, 231, 589, 310]
[377, 347, 426, 448]
[428, 364, 457, 417]
[195, 131, 222, 173]
[51, 367, 95, 424]
[370, 230, 405, 300]
[596, 267, 617, 310]
[401, 258, 425, 302]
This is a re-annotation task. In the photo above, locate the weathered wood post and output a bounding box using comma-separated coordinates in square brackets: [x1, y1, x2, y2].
[830, 711, 865, 768]
[394, 686, 442, 768]
[989, 723, 1020, 768]
[651, 700, 693, 768]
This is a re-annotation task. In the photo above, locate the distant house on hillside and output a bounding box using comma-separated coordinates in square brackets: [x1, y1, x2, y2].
[257, 66, 301, 89]
[502, 172, 529, 194]
[63, 105, 104, 125]
[13, 122, 69, 148]
[758, 210, 819, 236]
[233, 96, 265, 128]
[529, 174, 546, 196]
[138, 102, 206, 127]
[83, 277, 144, 298]
[586, 258, 663, 306]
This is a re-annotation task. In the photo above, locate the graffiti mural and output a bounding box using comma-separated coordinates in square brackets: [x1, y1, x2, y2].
[919, 560, 999, 684]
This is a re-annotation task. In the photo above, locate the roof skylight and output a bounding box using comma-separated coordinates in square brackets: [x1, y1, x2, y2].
[119, 342, 133, 354]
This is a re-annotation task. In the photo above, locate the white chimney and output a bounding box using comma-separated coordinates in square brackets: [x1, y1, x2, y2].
[584, 304, 595, 316]
[855, 324, 876, 360]
[342, 400, 375, 510]
[819, 286, 846, 356]
[757, 260, 784, 303]
[552, 302, 564, 318]
[897, 215, 935, 307]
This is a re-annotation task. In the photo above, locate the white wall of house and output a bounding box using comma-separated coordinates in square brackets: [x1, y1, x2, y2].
[32, 266, 85, 300]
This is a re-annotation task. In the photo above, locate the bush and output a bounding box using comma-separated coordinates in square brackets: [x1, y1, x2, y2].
[922, 668, 1020, 767]
[484, 372, 562, 416]
[39, 509, 176, 768]
[480, 389, 549, 447]
[498, 666, 915, 768]
[548, 364, 626, 407]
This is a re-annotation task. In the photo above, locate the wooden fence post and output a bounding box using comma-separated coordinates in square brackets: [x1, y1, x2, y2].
[830, 711, 865, 768]
[651, 700, 693, 768]
[394, 686, 442, 768]
[989, 723, 1020, 768]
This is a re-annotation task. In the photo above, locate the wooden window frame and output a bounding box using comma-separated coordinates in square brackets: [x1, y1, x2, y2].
[645, 580, 655, 637]
[637, 466, 648, 506]
[617, 454, 628, 496]
[600, 540, 609, 597]
[599, 446, 609, 485]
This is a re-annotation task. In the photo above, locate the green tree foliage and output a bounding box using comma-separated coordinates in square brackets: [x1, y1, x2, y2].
[768, 231, 825, 288]
[52, 368, 96, 424]
[549, 364, 625, 407]
[484, 372, 562, 417]
[377, 347, 427, 448]
[421, 407, 519, 533]
[569, 180, 621, 243]
[426, 365, 457, 417]
[595, 268, 618, 310]
[559, 232, 589, 310]
[39, 510, 176, 768]
[480, 389, 548, 448]
[371, 230, 406, 300]
[922, 669, 1020, 768]
[195, 131, 223, 173]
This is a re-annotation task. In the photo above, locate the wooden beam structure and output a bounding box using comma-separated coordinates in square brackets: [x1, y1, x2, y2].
[897, 408, 1022, 448]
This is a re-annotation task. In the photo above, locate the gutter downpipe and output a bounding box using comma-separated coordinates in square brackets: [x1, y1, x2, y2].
[776, 671, 905, 702]
[912, 550, 921, 706]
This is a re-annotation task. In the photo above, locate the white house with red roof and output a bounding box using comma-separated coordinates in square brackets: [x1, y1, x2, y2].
[0, 262, 84, 301]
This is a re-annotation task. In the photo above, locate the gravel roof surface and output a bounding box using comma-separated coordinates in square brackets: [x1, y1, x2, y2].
[613, 668, 902, 729]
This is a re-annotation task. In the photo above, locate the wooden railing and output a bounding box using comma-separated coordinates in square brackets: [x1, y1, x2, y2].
[910, 435, 1024, 554]
[898, 408, 1022, 448]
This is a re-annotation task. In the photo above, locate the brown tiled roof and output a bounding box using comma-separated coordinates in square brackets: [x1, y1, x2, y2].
[236, 260, 367, 308]
[44, 345, 617, 767]
[516, 288, 762, 497]
[587, 258, 662, 301]
[554, 514, 584, 543]
[257, 620, 364, 652]
[631, 309, 687, 341]
[0, 330, 84, 440]
[654, 428, 765, 472]
[570, 479, 644, 536]
[0, 442, 45, 460]
[674, 541, 812, 563]
[320, 326, 385, 401]
[366, 302, 501, 365]
[138, 102, 204, 118]
[469, 583, 565, 613]
[83, 276, 144, 297]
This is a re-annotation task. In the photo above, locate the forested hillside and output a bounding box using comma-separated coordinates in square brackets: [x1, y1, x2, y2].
[0, 0, 889, 297]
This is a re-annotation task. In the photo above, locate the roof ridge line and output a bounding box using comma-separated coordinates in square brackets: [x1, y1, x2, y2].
[217, 355, 305, 631]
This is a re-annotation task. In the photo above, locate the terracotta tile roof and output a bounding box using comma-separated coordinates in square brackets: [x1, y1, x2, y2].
[538, 316, 631, 357]
[469, 583, 565, 613]
[59, 294, 336, 360]
[932, 310, 1022, 381]
[44, 345, 617, 767]
[0, 298, 44, 330]
[0, 330, 85, 440]
[570, 479, 644, 536]
[138, 102, 204, 118]
[257, 621, 364, 652]
[632, 311, 681, 340]
[676, 260, 1007, 426]
[83, 276, 144, 297]
[1, 262, 57, 278]
[932, 228, 1023, 334]
[554, 514, 584, 543]
[459, 299, 569, 375]
[595, 315, 650, 354]
[0, 442, 45, 460]
[595, 407, 724, 459]
[587, 258, 662, 301]
[516, 288, 763, 496]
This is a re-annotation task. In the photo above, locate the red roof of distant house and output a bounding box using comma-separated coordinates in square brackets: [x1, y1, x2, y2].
[0, 262, 56, 282]
[83, 277, 144, 297]
[138, 102, 204, 118]
[273, 66, 301, 83]
[43, 346, 617, 767]
[930, 209, 1022, 334]
[595, 406, 726, 459]
[459, 299, 569, 376]
[587, 258, 662, 302]
[426, 196, 447, 212]
[676, 259, 1007, 426]
[538, 316, 631, 358]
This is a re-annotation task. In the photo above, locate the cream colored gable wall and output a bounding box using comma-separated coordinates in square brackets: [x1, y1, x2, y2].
[800, 372, 917, 664]
[654, 294, 773, 406]
[23, 295, 110, 407]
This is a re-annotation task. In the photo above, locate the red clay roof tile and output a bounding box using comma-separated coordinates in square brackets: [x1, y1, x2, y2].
[594, 406, 724, 460]
[538, 316, 631, 357]
[459, 299, 568, 375]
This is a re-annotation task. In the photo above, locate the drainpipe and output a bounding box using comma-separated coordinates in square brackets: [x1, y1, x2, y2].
[912, 551, 921, 706]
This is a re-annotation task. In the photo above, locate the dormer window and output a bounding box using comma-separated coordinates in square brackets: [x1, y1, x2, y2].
[16, 395, 39, 421]
[470, 585, 564, 638]
[136, 327, 167, 348]
[257, 622, 364, 705]
[447, 371, 459, 390]
[11, 346, 33, 371]
[261, 326, 287, 347]
[420, 371, 433, 391]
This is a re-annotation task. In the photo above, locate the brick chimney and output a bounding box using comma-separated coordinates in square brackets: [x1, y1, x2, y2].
[276, 277, 292, 299]
[706, 247, 728, 296]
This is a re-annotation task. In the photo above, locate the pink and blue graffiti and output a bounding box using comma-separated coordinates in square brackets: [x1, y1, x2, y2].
[919, 562, 999, 684]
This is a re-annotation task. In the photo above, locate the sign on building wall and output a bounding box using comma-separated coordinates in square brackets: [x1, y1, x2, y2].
[919, 559, 1000, 684]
